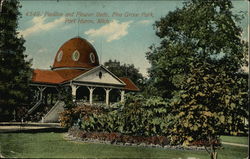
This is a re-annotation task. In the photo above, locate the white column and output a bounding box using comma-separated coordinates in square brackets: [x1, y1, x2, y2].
[87, 87, 95, 105]
[71, 84, 79, 102]
[120, 90, 125, 103]
[38, 87, 46, 101]
[104, 88, 111, 106]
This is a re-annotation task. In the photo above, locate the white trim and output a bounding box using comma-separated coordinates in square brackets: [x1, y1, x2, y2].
[57, 50, 63, 62]
[89, 52, 95, 63]
[66, 81, 125, 90]
[87, 86, 95, 105]
[104, 88, 112, 105]
[31, 80, 125, 90]
[72, 50, 80, 61]
[70, 84, 79, 98]
[30, 83, 57, 87]
[51, 67, 89, 71]
[120, 90, 125, 103]
[100, 65, 126, 85]
[72, 65, 126, 86]
[38, 86, 46, 92]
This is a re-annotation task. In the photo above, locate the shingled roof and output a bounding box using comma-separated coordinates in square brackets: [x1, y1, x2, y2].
[119, 77, 140, 91]
[32, 69, 87, 84]
[32, 69, 140, 91]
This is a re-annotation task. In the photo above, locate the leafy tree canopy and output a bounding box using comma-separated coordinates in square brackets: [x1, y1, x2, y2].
[146, 0, 248, 158]
[0, 0, 32, 121]
[146, 0, 248, 99]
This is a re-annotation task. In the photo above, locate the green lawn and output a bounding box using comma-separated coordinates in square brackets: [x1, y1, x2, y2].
[0, 132, 248, 159]
[221, 135, 248, 145]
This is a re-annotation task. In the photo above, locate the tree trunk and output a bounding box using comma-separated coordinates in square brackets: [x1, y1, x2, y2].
[210, 152, 217, 159]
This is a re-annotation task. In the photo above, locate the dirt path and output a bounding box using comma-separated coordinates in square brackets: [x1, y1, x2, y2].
[222, 142, 248, 147]
[0, 122, 62, 133]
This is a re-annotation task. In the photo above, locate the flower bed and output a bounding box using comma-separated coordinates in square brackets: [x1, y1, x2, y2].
[67, 127, 210, 151]
[61, 97, 221, 150]
[68, 126, 170, 147]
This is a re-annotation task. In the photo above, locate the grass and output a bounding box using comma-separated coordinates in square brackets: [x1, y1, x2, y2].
[0, 132, 248, 159]
[220, 135, 248, 145]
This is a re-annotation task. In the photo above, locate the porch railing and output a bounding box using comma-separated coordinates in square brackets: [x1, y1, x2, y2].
[28, 99, 42, 114]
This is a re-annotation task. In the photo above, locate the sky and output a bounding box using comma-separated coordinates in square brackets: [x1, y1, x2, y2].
[18, 0, 249, 77]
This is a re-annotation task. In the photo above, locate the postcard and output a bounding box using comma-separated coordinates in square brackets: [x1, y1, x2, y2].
[0, 0, 248, 158]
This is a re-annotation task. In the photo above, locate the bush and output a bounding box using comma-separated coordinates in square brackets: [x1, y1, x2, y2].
[61, 94, 171, 138]
[121, 94, 170, 136]
[59, 104, 104, 128]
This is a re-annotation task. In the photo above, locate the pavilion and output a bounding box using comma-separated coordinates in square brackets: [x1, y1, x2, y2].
[29, 37, 139, 122]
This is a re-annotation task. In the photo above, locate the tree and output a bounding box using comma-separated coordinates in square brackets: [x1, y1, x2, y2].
[168, 61, 247, 158]
[104, 59, 146, 89]
[146, 0, 248, 159]
[0, 0, 32, 121]
[147, 0, 248, 99]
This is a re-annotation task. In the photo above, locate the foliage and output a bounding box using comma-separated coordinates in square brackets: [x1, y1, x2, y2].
[104, 59, 146, 90]
[234, 72, 249, 129]
[122, 94, 170, 136]
[59, 104, 104, 128]
[140, 81, 161, 98]
[60, 95, 170, 138]
[80, 108, 122, 133]
[167, 61, 248, 146]
[146, 0, 248, 99]
[84, 94, 170, 137]
[0, 0, 32, 121]
[59, 86, 76, 109]
[146, 0, 248, 158]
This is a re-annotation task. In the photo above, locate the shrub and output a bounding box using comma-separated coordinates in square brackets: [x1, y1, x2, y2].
[81, 108, 124, 133]
[61, 94, 171, 138]
[121, 94, 170, 136]
[59, 104, 104, 128]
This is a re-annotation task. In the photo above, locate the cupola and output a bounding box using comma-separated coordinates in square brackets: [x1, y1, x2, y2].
[52, 37, 99, 70]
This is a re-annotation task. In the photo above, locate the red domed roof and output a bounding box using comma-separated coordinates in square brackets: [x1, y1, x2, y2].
[52, 37, 99, 69]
